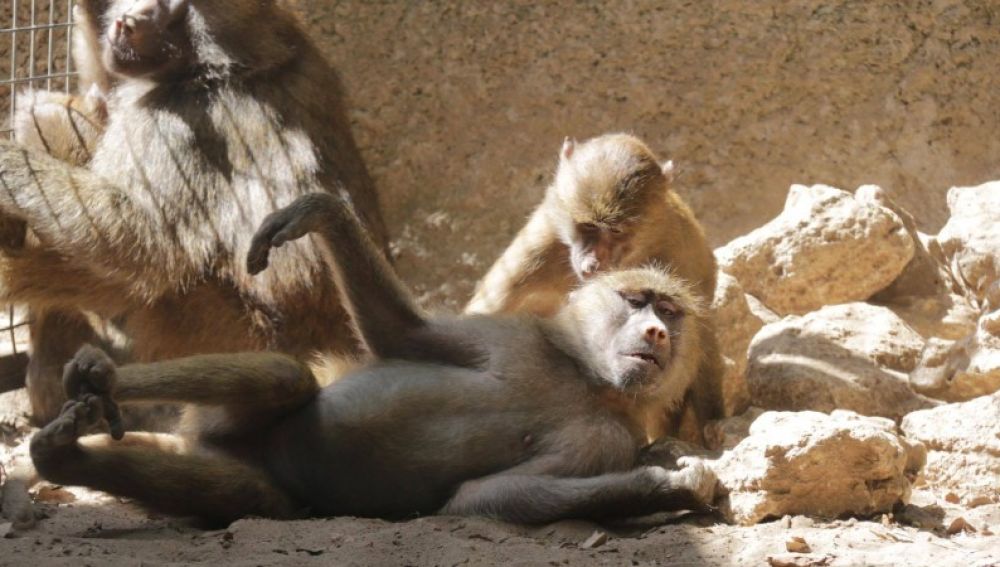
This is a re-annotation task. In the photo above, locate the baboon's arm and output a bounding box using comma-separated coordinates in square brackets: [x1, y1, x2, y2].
[440, 466, 707, 523]
[249, 193, 482, 366]
[0, 141, 192, 301]
[465, 207, 576, 316]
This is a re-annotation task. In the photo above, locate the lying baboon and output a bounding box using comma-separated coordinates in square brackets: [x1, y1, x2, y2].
[0, 0, 388, 425]
[466, 133, 723, 443]
[29, 192, 718, 526]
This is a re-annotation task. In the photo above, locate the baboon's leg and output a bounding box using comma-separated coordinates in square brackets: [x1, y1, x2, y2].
[441, 460, 716, 524]
[27, 309, 105, 424]
[30, 397, 296, 524]
[0, 247, 132, 313]
[248, 193, 484, 368]
[66, 345, 318, 409]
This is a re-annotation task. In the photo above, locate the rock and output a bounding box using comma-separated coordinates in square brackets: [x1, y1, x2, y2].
[860, 186, 948, 300]
[936, 182, 1000, 302]
[863, 184, 980, 341]
[746, 294, 781, 325]
[715, 184, 914, 316]
[580, 530, 608, 549]
[704, 407, 766, 451]
[0, 388, 30, 432]
[895, 503, 945, 530]
[747, 303, 936, 419]
[785, 536, 811, 553]
[711, 273, 769, 416]
[713, 272, 766, 372]
[719, 355, 751, 418]
[767, 553, 834, 567]
[713, 410, 925, 525]
[967, 495, 994, 508]
[945, 517, 976, 536]
[910, 316, 1000, 402]
[901, 393, 1000, 502]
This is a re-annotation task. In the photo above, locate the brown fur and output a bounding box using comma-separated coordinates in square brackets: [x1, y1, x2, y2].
[466, 133, 723, 444]
[0, 0, 387, 425]
[29, 192, 718, 526]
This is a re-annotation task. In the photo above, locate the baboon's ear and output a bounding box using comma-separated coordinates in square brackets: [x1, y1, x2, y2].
[163, 0, 191, 20]
[561, 137, 576, 161]
[661, 160, 675, 183]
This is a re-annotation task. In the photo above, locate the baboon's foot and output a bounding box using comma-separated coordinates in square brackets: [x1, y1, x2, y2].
[247, 193, 339, 274]
[31, 395, 104, 455]
[62, 345, 123, 439]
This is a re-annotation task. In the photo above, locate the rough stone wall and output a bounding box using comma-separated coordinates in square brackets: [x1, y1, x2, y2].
[293, 0, 1000, 308]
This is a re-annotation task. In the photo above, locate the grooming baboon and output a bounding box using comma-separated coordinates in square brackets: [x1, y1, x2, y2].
[466, 133, 723, 444]
[29, 192, 718, 526]
[0, 0, 388, 426]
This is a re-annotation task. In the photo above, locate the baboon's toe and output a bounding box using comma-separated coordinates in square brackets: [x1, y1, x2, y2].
[63, 345, 117, 399]
[33, 396, 101, 451]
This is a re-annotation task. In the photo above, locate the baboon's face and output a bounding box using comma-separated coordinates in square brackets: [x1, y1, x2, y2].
[571, 282, 687, 393]
[567, 220, 632, 279]
[552, 136, 663, 280]
[101, 0, 193, 79]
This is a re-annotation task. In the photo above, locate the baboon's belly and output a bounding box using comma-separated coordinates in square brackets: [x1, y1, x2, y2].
[264, 362, 543, 518]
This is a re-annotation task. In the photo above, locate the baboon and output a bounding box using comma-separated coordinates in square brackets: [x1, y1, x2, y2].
[29, 192, 718, 526]
[9, 0, 117, 424]
[0, 0, 388, 425]
[466, 133, 723, 444]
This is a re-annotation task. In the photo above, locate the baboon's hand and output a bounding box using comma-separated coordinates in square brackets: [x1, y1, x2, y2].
[247, 193, 336, 275]
[674, 457, 720, 506]
[643, 457, 720, 511]
[63, 345, 124, 440]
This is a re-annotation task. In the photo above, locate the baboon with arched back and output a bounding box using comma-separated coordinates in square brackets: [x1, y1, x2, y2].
[0, 0, 389, 424]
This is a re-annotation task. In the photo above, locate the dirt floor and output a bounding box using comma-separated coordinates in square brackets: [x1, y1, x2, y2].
[2, 428, 999, 567]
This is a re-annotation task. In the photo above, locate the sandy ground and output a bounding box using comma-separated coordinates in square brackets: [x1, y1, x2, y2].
[2, 425, 999, 567]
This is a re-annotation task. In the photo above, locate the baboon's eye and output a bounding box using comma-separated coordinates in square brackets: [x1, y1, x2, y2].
[608, 226, 623, 235]
[619, 292, 646, 309]
[578, 223, 600, 235]
[656, 300, 682, 318]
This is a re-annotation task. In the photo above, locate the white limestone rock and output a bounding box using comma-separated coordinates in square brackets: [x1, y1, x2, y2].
[747, 303, 936, 419]
[716, 184, 914, 316]
[714, 410, 925, 525]
[901, 392, 1000, 503]
[936, 182, 1000, 303]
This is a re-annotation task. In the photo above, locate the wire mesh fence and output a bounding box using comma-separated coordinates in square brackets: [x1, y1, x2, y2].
[0, 0, 78, 363]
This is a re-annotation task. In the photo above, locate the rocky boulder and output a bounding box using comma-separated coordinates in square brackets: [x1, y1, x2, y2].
[747, 303, 936, 419]
[936, 182, 1000, 303]
[704, 407, 765, 451]
[713, 272, 766, 373]
[909, 313, 1000, 402]
[716, 185, 914, 316]
[900, 392, 1000, 504]
[713, 410, 926, 525]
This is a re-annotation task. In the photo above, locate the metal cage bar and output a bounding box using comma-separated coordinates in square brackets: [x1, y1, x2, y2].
[0, 0, 78, 359]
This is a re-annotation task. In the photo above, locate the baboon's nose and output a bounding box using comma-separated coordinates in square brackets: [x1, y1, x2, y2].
[645, 325, 667, 345]
[116, 17, 135, 36]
